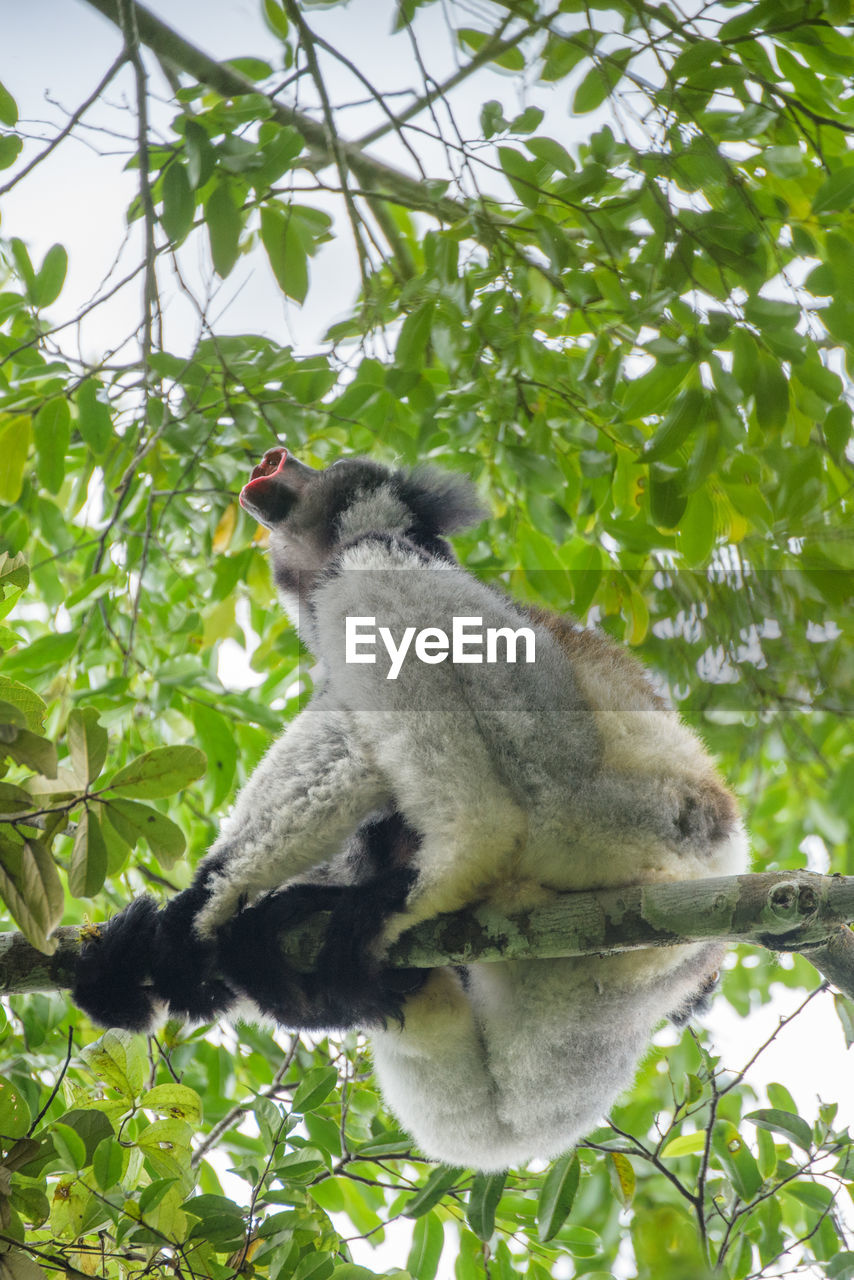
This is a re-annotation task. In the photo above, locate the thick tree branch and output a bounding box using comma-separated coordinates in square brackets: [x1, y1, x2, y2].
[3, 871, 854, 1002]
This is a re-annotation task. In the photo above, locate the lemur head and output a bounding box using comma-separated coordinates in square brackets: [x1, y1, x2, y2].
[239, 446, 482, 600]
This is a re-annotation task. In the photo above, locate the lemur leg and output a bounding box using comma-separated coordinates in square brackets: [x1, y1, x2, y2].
[74, 698, 390, 1030]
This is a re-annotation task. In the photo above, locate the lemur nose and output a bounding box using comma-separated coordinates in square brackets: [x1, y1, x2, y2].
[250, 448, 288, 481]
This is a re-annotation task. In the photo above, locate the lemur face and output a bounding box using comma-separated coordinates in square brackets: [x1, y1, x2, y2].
[239, 446, 483, 600]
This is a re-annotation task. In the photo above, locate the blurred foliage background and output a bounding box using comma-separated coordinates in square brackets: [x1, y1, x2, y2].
[0, 0, 852, 1276]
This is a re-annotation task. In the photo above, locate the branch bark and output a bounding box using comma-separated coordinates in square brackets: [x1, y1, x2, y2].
[3, 871, 854, 1000]
[80, 0, 469, 222]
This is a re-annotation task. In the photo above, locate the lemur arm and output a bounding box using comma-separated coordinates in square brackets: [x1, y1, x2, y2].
[73, 694, 391, 1030]
[193, 694, 391, 937]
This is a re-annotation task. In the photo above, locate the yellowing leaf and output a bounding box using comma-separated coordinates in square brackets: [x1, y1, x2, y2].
[661, 1131, 708, 1158]
[213, 502, 237, 551]
[0, 414, 32, 504]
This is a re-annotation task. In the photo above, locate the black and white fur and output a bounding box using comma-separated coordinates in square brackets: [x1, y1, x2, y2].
[74, 449, 748, 1171]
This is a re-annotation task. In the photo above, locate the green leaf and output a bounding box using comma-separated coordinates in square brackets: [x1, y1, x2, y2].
[0, 414, 32, 504]
[161, 163, 195, 243]
[0, 1076, 31, 1139]
[10, 239, 36, 294]
[767, 1082, 798, 1114]
[206, 182, 242, 278]
[824, 404, 850, 460]
[101, 797, 185, 864]
[456, 27, 524, 70]
[106, 745, 206, 799]
[57, 1108, 114, 1161]
[396, 304, 434, 370]
[834, 993, 854, 1048]
[263, 0, 289, 39]
[466, 1172, 505, 1241]
[0, 838, 64, 953]
[679, 489, 716, 565]
[526, 136, 575, 176]
[142, 1083, 203, 1124]
[0, 677, 46, 732]
[498, 146, 543, 210]
[68, 707, 108, 785]
[51, 1122, 87, 1171]
[813, 166, 854, 214]
[745, 1109, 812, 1153]
[184, 118, 216, 188]
[537, 1151, 579, 1242]
[648, 467, 687, 528]
[65, 571, 115, 610]
[713, 1121, 762, 1200]
[191, 703, 237, 807]
[291, 1066, 338, 1114]
[69, 807, 108, 898]
[510, 106, 544, 134]
[641, 387, 703, 459]
[33, 244, 68, 308]
[572, 50, 633, 114]
[755, 354, 789, 431]
[3, 727, 58, 777]
[622, 363, 691, 422]
[0, 552, 29, 596]
[0, 135, 23, 170]
[540, 32, 593, 83]
[80, 1029, 146, 1097]
[76, 380, 112, 454]
[33, 398, 71, 494]
[225, 56, 273, 79]
[260, 206, 309, 303]
[0, 781, 34, 813]
[783, 1180, 834, 1212]
[255, 124, 304, 187]
[661, 1131, 708, 1158]
[183, 1191, 245, 1241]
[404, 1165, 462, 1218]
[407, 1210, 444, 1280]
[2, 630, 77, 677]
[0, 79, 19, 126]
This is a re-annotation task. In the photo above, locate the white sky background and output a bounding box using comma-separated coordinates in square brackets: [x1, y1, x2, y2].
[3, 1, 854, 1271]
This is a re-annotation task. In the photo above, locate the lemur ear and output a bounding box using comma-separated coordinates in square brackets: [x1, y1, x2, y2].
[398, 468, 485, 535]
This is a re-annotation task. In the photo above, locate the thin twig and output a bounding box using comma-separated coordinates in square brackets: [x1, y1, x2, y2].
[118, 0, 160, 380]
[28, 1026, 74, 1134]
[283, 0, 372, 292]
[0, 55, 126, 198]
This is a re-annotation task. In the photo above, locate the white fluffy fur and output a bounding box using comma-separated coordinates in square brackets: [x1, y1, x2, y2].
[197, 473, 749, 1170]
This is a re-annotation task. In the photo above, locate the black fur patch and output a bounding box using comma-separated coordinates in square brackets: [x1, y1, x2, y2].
[151, 895, 236, 1023]
[218, 866, 425, 1030]
[73, 854, 238, 1030]
[73, 896, 160, 1031]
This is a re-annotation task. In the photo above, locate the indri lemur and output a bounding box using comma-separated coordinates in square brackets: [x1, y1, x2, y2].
[74, 448, 748, 1171]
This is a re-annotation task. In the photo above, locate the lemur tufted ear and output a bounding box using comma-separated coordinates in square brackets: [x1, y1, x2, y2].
[397, 468, 485, 535]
